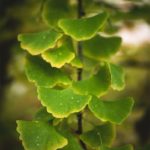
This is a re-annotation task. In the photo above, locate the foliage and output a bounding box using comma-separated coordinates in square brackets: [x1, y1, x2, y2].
[16, 0, 134, 150]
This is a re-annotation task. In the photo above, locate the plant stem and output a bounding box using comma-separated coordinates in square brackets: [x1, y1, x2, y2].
[76, 0, 87, 150]
[77, 113, 87, 150]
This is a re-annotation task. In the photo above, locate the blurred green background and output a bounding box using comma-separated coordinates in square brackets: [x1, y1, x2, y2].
[0, 0, 150, 150]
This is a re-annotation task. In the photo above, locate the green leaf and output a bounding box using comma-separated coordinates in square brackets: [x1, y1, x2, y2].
[16, 120, 68, 150]
[18, 30, 62, 55]
[103, 145, 133, 150]
[37, 87, 91, 118]
[70, 57, 83, 68]
[82, 56, 99, 72]
[42, 0, 74, 28]
[89, 97, 134, 124]
[72, 64, 111, 97]
[25, 56, 71, 87]
[34, 107, 54, 122]
[83, 35, 122, 61]
[42, 45, 75, 68]
[108, 63, 125, 90]
[59, 129, 83, 150]
[80, 122, 115, 148]
[58, 12, 108, 41]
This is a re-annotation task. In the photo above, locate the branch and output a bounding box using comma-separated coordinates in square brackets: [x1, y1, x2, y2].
[76, 0, 87, 150]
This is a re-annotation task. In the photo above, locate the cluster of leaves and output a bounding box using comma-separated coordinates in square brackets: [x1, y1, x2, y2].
[16, 0, 134, 150]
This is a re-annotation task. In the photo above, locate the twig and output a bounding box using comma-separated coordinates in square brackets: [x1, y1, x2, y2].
[76, 0, 87, 150]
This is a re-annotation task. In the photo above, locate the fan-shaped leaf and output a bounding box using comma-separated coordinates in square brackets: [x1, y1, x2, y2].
[42, 45, 75, 68]
[88, 97, 134, 124]
[25, 56, 71, 87]
[80, 122, 115, 148]
[108, 63, 125, 90]
[42, 0, 74, 28]
[58, 12, 108, 41]
[34, 107, 53, 122]
[18, 30, 62, 55]
[37, 87, 91, 118]
[59, 129, 83, 150]
[70, 57, 83, 68]
[83, 35, 122, 61]
[72, 64, 111, 97]
[82, 56, 99, 72]
[16, 120, 68, 150]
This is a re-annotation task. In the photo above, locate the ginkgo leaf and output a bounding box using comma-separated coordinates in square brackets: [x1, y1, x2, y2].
[42, 0, 74, 28]
[18, 30, 62, 55]
[37, 87, 91, 118]
[42, 45, 75, 68]
[108, 63, 125, 90]
[80, 122, 115, 148]
[103, 145, 133, 150]
[16, 120, 68, 150]
[70, 57, 83, 68]
[25, 56, 71, 87]
[88, 97, 134, 124]
[58, 12, 108, 41]
[82, 56, 99, 71]
[72, 64, 111, 97]
[83, 35, 122, 61]
[59, 129, 83, 150]
[34, 107, 54, 122]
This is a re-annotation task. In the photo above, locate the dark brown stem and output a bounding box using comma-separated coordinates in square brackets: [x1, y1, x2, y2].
[77, 0, 85, 18]
[76, 0, 87, 150]
[77, 113, 87, 150]
[77, 42, 82, 81]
